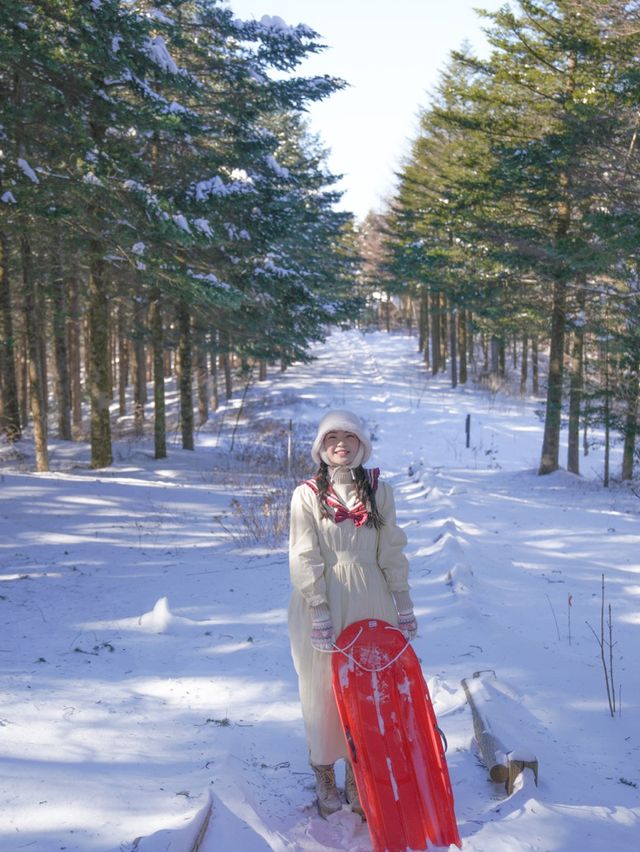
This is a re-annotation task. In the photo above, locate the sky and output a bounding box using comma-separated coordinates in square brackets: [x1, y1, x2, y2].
[226, 0, 505, 220]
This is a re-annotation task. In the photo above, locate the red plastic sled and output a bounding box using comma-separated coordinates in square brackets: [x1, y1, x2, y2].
[332, 619, 462, 851]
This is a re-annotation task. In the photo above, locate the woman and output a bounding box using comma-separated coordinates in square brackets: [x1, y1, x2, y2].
[288, 409, 417, 818]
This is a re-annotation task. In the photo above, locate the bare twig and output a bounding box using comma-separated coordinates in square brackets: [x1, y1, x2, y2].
[585, 574, 616, 717]
[545, 593, 561, 641]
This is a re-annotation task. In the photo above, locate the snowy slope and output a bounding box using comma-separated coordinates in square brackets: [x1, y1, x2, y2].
[1, 328, 638, 851]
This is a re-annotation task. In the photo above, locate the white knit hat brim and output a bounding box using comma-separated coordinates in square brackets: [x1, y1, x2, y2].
[311, 410, 372, 466]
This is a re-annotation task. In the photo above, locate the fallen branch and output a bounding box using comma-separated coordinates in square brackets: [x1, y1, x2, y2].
[462, 671, 539, 795]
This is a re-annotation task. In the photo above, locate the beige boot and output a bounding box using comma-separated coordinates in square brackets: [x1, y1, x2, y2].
[311, 763, 342, 818]
[345, 760, 365, 819]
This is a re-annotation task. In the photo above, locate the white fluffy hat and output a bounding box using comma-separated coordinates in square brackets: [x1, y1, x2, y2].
[311, 409, 372, 467]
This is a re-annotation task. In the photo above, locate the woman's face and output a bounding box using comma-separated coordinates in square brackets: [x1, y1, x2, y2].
[323, 430, 360, 466]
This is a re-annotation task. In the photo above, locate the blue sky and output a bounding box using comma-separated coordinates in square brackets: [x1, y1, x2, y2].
[227, 0, 504, 220]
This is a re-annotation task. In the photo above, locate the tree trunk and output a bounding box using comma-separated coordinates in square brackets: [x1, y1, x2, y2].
[88, 246, 113, 468]
[621, 352, 639, 480]
[0, 229, 22, 440]
[222, 333, 233, 398]
[148, 292, 166, 460]
[258, 360, 267, 382]
[67, 272, 83, 439]
[431, 291, 441, 375]
[440, 295, 448, 365]
[567, 288, 586, 475]
[603, 336, 611, 488]
[538, 279, 567, 474]
[209, 335, 219, 412]
[490, 336, 500, 376]
[422, 290, 430, 368]
[540, 59, 575, 474]
[481, 333, 489, 372]
[467, 311, 475, 365]
[51, 239, 72, 440]
[458, 309, 467, 384]
[132, 297, 146, 436]
[177, 299, 194, 450]
[520, 336, 528, 395]
[21, 231, 48, 471]
[18, 335, 27, 427]
[532, 336, 539, 395]
[196, 339, 209, 426]
[37, 269, 49, 421]
[117, 300, 129, 417]
[450, 309, 458, 389]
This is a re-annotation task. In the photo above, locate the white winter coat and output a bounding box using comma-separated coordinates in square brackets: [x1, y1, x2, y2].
[288, 467, 410, 764]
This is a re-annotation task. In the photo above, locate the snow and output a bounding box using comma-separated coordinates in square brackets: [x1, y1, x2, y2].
[173, 213, 192, 233]
[1, 190, 16, 204]
[265, 154, 290, 179]
[189, 270, 231, 291]
[260, 15, 290, 33]
[1, 329, 639, 851]
[144, 35, 180, 75]
[17, 157, 39, 183]
[145, 8, 175, 27]
[191, 174, 250, 201]
[255, 256, 295, 278]
[386, 757, 399, 802]
[165, 100, 188, 114]
[193, 218, 214, 237]
[82, 171, 103, 186]
[371, 670, 386, 735]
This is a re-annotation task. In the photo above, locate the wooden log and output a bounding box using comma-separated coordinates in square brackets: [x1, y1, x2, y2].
[461, 672, 509, 784]
[462, 671, 539, 795]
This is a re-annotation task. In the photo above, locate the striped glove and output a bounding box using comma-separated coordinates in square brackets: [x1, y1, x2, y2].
[310, 604, 335, 651]
[397, 610, 418, 640]
[394, 590, 418, 640]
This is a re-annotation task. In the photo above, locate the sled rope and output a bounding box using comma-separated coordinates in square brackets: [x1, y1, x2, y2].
[322, 625, 412, 673]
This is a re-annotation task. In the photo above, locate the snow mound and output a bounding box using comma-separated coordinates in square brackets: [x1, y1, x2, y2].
[426, 529, 469, 564]
[288, 807, 371, 850]
[427, 675, 466, 715]
[134, 789, 212, 851]
[435, 518, 467, 539]
[446, 561, 474, 593]
[138, 596, 195, 633]
[423, 484, 455, 506]
[206, 771, 302, 851]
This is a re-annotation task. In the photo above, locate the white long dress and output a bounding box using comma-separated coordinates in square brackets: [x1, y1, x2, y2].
[288, 466, 411, 765]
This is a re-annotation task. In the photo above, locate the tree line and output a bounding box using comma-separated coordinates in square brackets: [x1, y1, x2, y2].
[0, 0, 358, 470]
[365, 0, 640, 483]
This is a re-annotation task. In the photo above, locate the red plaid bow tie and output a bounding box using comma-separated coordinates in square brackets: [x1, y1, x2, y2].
[333, 505, 369, 527]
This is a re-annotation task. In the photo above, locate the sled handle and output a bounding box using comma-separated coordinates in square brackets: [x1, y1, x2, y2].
[316, 625, 364, 656]
[345, 726, 358, 763]
[332, 626, 412, 673]
[437, 726, 448, 753]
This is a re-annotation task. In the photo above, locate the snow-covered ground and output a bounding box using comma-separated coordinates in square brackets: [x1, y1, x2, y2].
[1, 328, 638, 852]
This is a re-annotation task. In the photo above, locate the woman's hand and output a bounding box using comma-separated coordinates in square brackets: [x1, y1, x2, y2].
[393, 590, 418, 640]
[397, 609, 418, 640]
[310, 604, 335, 651]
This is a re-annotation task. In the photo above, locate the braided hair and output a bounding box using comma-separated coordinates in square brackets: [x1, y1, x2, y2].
[315, 461, 384, 529]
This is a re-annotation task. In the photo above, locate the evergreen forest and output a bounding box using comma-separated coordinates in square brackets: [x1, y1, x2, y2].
[2, 0, 640, 485]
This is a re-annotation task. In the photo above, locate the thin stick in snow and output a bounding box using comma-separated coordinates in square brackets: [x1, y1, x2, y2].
[545, 593, 561, 642]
